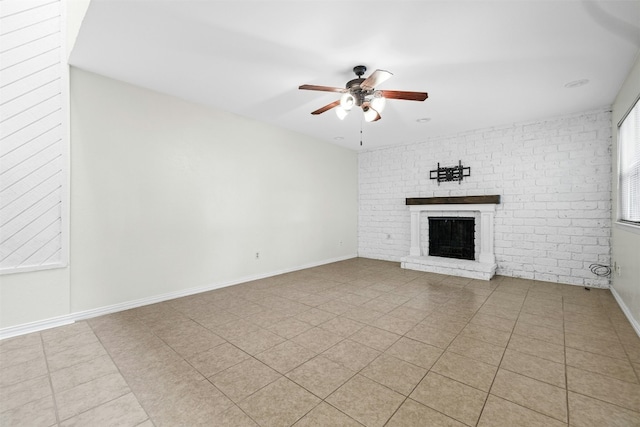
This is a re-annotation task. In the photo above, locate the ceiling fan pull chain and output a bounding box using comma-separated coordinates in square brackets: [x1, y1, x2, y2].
[360, 121, 363, 146]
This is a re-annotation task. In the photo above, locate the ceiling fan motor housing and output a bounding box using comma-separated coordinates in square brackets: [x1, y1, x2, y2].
[345, 78, 368, 106]
[345, 65, 371, 106]
[346, 78, 366, 90]
[353, 65, 367, 77]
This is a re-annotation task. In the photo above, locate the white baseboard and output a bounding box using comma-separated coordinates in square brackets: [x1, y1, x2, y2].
[0, 254, 357, 340]
[610, 286, 640, 338]
[0, 316, 76, 340]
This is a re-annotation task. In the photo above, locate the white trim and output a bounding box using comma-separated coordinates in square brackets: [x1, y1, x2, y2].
[0, 263, 67, 276]
[0, 254, 357, 340]
[614, 221, 640, 236]
[610, 286, 640, 338]
[59, 0, 70, 272]
[616, 91, 640, 128]
[0, 316, 75, 341]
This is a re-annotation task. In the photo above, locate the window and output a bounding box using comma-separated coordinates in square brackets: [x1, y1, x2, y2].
[618, 96, 640, 224]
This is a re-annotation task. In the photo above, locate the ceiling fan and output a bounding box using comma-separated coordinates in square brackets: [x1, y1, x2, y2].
[299, 65, 428, 122]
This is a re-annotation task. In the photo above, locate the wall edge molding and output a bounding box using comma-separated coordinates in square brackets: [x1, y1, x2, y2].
[0, 254, 357, 340]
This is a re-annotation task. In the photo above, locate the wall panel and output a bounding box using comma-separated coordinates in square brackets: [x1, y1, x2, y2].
[0, 0, 67, 274]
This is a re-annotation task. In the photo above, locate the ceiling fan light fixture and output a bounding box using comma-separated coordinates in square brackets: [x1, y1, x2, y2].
[340, 93, 355, 110]
[363, 105, 380, 122]
[335, 106, 349, 120]
[370, 91, 386, 112]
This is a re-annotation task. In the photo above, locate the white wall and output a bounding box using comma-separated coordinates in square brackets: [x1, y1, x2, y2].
[0, 268, 70, 329]
[611, 54, 640, 332]
[359, 108, 612, 288]
[65, 0, 91, 56]
[69, 68, 357, 313]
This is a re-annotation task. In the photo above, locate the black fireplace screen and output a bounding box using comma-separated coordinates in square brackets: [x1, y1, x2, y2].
[428, 217, 475, 260]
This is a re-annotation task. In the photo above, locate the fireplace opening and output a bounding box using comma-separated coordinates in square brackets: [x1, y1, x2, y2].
[428, 217, 475, 260]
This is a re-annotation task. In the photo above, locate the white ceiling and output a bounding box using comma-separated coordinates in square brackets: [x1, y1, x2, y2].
[70, 0, 640, 150]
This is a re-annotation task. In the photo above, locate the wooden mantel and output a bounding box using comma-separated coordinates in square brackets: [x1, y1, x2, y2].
[406, 195, 500, 205]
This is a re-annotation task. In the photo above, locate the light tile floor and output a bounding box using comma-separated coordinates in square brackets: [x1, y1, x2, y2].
[2, 258, 640, 426]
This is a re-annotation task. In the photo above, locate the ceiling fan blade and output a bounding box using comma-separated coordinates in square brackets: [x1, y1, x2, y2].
[299, 84, 345, 93]
[380, 90, 428, 101]
[360, 69, 393, 90]
[311, 100, 340, 115]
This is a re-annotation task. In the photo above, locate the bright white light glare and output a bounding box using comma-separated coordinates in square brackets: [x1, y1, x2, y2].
[363, 107, 378, 122]
[340, 93, 355, 110]
[370, 91, 386, 112]
[335, 106, 348, 120]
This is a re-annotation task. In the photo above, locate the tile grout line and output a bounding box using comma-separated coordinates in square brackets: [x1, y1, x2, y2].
[44, 325, 136, 424]
[473, 280, 580, 425]
[201, 282, 372, 426]
[380, 287, 472, 425]
[102, 325, 158, 420]
[234, 270, 384, 426]
[290, 275, 428, 426]
[39, 331, 61, 426]
[469, 278, 527, 427]
[332, 276, 436, 427]
[284, 273, 442, 426]
[138, 310, 265, 425]
[86, 319, 160, 427]
[167, 280, 355, 425]
[380, 275, 503, 426]
[562, 291, 640, 417]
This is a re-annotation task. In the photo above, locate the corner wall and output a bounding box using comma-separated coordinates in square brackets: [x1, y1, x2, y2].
[611, 54, 640, 332]
[359, 108, 612, 287]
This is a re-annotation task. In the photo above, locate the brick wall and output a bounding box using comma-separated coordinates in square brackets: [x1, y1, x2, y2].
[358, 108, 612, 288]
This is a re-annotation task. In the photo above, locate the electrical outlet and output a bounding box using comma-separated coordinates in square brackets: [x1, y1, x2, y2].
[613, 261, 621, 276]
[255, 252, 260, 259]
